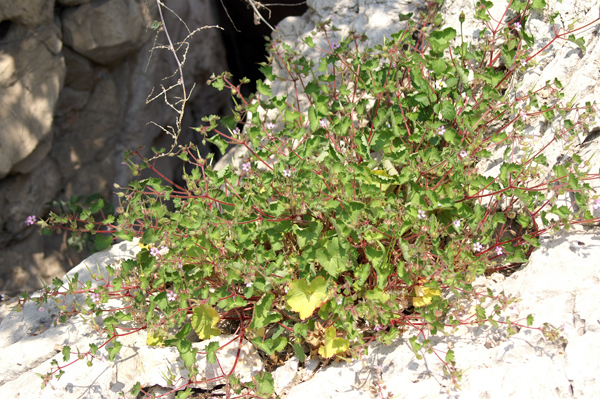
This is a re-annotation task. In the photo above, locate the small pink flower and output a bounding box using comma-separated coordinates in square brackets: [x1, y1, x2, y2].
[453, 219, 461, 229]
[91, 293, 101, 305]
[150, 247, 160, 257]
[25, 215, 37, 226]
[330, 41, 340, 50]
[519, 110, 527, 122]
[473, 242, 483, 252]
[167, 291, 177, 302]
[592, 199, 600, 210]
[418, 210, 426, 219]
[265, 122, 275, 130]
[459, 150, 469, 158]
[319, 118, 328, 129]
[282, 169, 292, 177]
[438, 126, 446, 136]
[242, 162, 251, 172]
[495, 246, 504, 256]
[513, 22, 522, 32]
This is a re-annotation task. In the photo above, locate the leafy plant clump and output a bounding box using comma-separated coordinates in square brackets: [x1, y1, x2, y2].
[24, 0, 599, 397]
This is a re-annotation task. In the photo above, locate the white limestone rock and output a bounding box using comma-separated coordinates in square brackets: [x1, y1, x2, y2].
[0, 240, 263, 398]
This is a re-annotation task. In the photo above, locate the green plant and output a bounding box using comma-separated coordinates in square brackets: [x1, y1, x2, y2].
[23, 1, 600, 397]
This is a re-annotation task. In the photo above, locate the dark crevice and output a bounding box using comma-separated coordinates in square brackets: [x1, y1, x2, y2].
[215, 0, 308, 98]
[0, 20, 12, 41]
[582, 127, 600, 144]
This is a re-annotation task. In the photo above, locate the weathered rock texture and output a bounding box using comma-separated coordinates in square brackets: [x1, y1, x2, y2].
[0, 231, 598, 398]
[0, 0, 231, 295]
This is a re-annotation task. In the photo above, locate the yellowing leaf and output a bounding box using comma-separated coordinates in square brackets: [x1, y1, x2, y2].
[146, 331, 165, 346]
[412, 286, 441, 307]
[285, 277, 329, 320]
[191, 304, 221, 340]
[318, 326, 349, 358]
[371, 169, 390, 177]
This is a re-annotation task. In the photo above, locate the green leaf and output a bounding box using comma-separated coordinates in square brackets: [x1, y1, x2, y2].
[206, 341, 220, 364]
[191, 304, 221, 340]
[567, 34, 586, 52]
[107, 340, 122, 361]
[285, 277, 329, 320]
[303, 36, 316, 48]
[365, 288, 390, 304]
[255, 372, 274, 397]
[62, 346, 71, 362]
[532, 0, 546, 10]
[259, 64, 275, 80]
[252, 336, 288, 356]
[256, 80, 273, 96]
[440, 101, 456, 121]
[318, 326, 349, 358]
[175, 339, 197, 370]
[429, 28, 457, 53]
[93, 234, 113, 251]
[398, 12, 413, 21]
[309, 106, 319, 131]
[206, 134, 229, 155]
[131, 382, 141, 396]
[293, 342, 306, 363]
[250, 293, 282, 330]
[316, 237, 349, 278]
[89, 198, 105, 213]
[445, 349, 455, 364]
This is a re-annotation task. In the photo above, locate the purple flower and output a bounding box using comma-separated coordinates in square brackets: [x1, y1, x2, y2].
[319, 118, 328, 129]
[592, 199, 600, 210]
[519, 110, 527, 122]
[495, 246, 504, 256]
[473, 242, 483, 252]
[374, 324, 384, 332]
[453, 219, 461, 229]
[167, 291, 177, 302]
[438, 126, 446, 136]
[514, 22, 522, 32]
[91, 293, 101, 305]
[177, 262, 183, 270]
[459, 150, 469, 158]
[232, 127, 241, 136]
[150, 247, 160, 257]
[282, 169, 292, 178]
[25, 215, 37, 226]
[331, 41, 340, 50]
[418, 210, 426, 220]
[265, 122, 275, 130]
[242, 162, 251, 172]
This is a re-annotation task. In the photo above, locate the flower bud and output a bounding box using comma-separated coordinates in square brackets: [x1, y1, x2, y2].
[459, 11, 465, 23]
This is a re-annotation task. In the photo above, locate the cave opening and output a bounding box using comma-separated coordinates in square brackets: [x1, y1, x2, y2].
[215, 0, 308, 99]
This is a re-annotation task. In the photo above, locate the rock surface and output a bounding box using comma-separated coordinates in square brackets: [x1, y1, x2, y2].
[0, 230, 599, 398]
